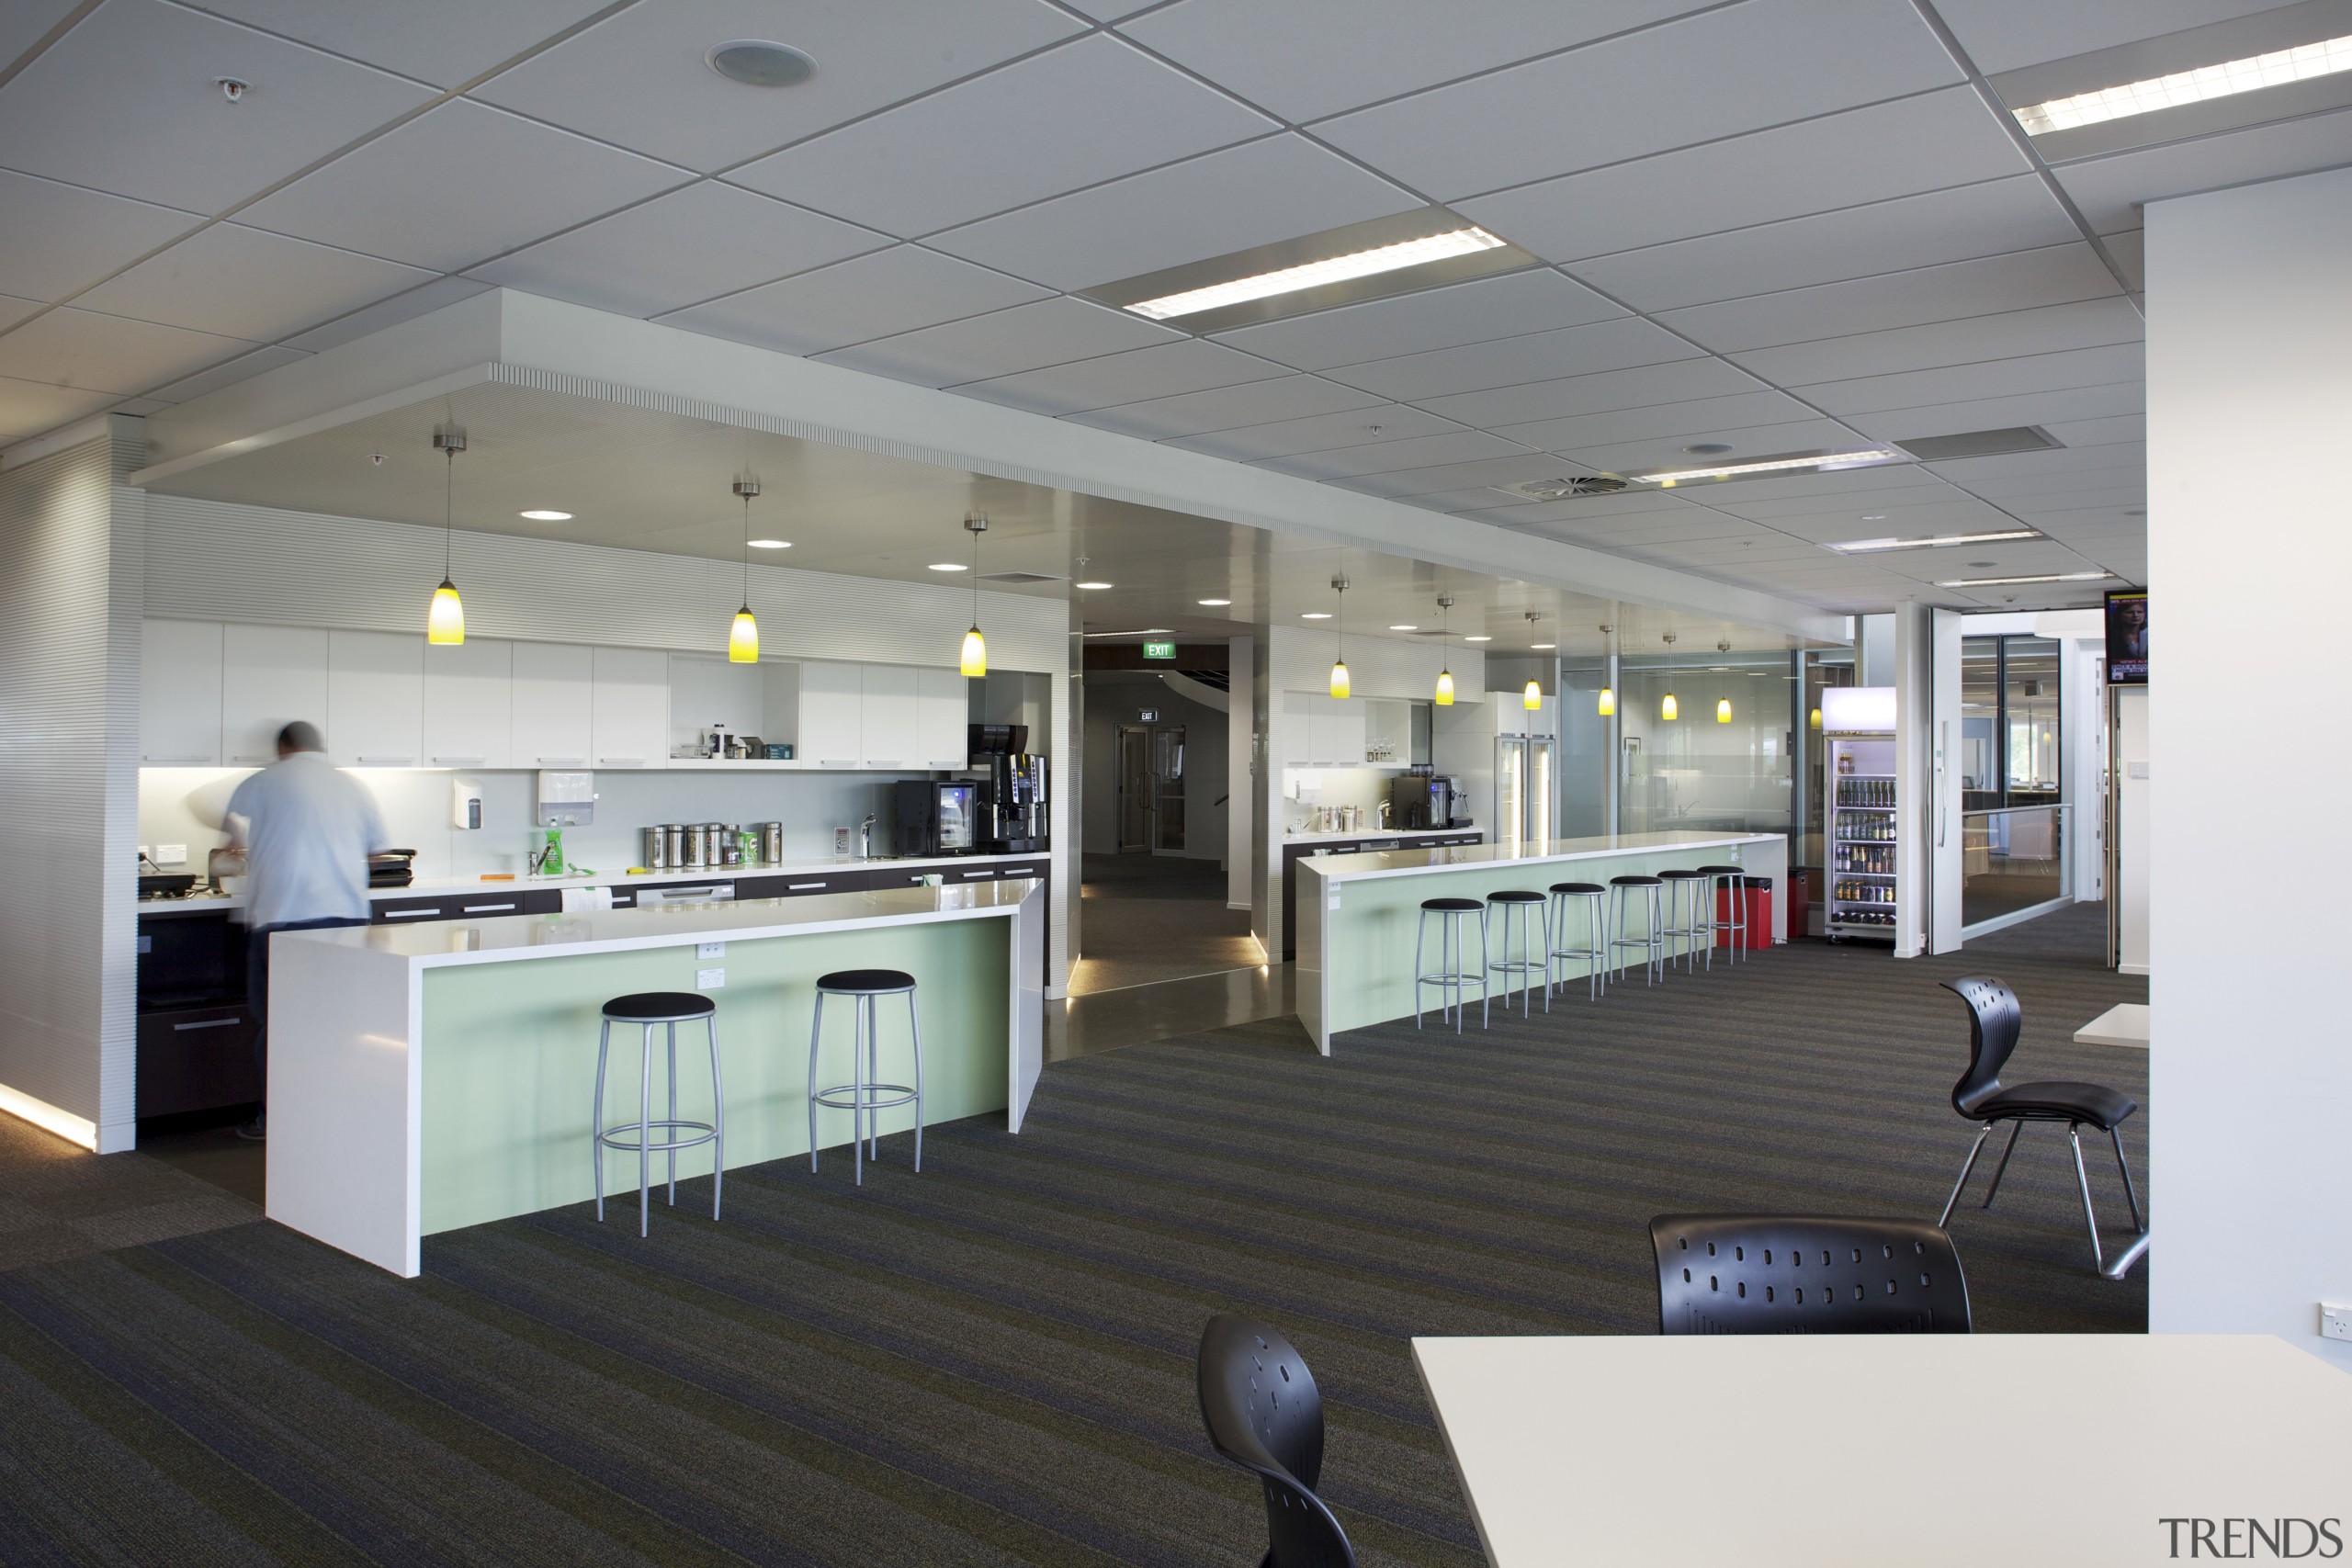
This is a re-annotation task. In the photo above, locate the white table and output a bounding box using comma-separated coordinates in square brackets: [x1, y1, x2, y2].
[1413, 1335, 2352, 1567]
[2076, 1002, 2151, 1048]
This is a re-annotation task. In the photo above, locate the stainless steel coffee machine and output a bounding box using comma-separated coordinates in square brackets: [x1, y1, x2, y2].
[981, 754, 1048, 853]
[1390, 773, 1458, 830]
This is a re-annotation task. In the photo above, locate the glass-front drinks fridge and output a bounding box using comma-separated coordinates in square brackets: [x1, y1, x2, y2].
[1823, 686, 1897, 941]
[1495, 733, 1556, 848]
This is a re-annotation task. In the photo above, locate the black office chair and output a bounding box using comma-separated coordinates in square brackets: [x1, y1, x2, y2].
[1650, 1214, 1971, 1333]
[1936, 974, 2143, 1271]
[1196, 1314, 1358, 1568]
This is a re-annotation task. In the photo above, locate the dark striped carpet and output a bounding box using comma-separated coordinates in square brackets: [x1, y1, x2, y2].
[0, 906, 2143, 1565]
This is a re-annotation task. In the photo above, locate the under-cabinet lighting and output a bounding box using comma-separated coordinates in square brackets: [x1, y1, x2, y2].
[928, 562, 967, 571]
[1199, 597, 1231, 606]
[1074, 581, 1114, 590]
[518, 509, 571, 521]
[748, 538, 790, 549]
[1125, 227, 1507, 321]
[1829, 529, 2040, 553]
[2012, 33, 2352, 136]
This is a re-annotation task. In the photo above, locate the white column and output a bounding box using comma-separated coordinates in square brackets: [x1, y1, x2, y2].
[1227, 635, 1253, 913]
[2146, 164, 2352, 1364]
[1891, 603, 1932, 958]
[1928, 608, 1963, 953]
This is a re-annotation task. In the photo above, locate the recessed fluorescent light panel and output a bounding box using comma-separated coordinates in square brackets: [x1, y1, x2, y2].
[1937, 571, 2112, 587]
[1083, 207, 1541, 334]
[927, 562, 967, 572]
[518, 509, 571, 521]
[1073, 581, 1114, 590]
[1081, 628, 1173, 637]
[1829, 529, 2041, 554]
[747, 538, 790, 549]
[1300, 612, 1331, 620]
[2012, 32, 2352, 135]
[1198, 598, 1231, 606]
[1636, 449, 1904, 487]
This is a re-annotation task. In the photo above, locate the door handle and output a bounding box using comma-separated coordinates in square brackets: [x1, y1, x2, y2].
[173, 1016, 242, 1032]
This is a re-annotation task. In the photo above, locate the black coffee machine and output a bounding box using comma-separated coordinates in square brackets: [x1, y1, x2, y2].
[970, 724, 1049, 853]
[1390, 773, 1459, 829]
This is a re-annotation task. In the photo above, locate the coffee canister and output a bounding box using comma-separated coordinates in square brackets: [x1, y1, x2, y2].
[683, 823, 707, 868]
[763, 822, 783, 863]
[663, 824, 684, 868]
[720, 824, 742, 868]
[643, 826, 669, 869]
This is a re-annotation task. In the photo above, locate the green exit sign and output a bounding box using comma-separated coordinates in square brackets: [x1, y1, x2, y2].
[1142, 639, 1177, 660]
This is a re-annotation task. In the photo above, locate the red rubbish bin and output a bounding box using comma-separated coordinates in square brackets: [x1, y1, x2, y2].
[1717, 875, 1773, 950]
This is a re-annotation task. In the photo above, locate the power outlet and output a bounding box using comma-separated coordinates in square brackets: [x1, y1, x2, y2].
[2322, 1303, 2352, 1343]
[696, 941, 725, 960]
[696, 967, 725, 989]
[157, 843, 187, 865]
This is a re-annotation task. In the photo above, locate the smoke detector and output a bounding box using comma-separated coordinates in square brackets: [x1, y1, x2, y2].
[707, 40, 815, 86]
[1497, 475, 1629, 502]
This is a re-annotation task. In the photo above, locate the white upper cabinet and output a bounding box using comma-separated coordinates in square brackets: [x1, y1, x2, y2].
[1325, 696, 1368, 766]
[327, 630, 425, 767]
[510, 642, 593, 767]
[797, 661, 862, 769]
[141, 620, 222, 765]
[917, 668, 968, 770]
[590, 647, 668, 769]
[221, 624, 328, 767]
[858, 664, 919, 768]
[423, 637, 512, 770]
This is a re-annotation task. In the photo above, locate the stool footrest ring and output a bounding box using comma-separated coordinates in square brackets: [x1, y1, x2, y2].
[597, 1118, 718, 1156]
[811, 1082, 919, 1113]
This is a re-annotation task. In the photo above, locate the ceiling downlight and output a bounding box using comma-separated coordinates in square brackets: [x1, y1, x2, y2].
[707, 40, 815, 87]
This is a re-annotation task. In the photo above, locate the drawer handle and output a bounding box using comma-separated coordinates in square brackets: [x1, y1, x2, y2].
[536, 756, 585, 765]
[356, 755, 413, 766]
[433, 755, 485, 766]
[964, 869, 997, 877]
[173, 1016, 242, 1032]
[384, 908, 441, 919]
[787, 882, 827, 890]
[461, 902, 515, 913]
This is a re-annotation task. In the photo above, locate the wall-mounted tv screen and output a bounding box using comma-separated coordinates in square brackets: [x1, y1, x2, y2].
[2106, 590, 2147, 685]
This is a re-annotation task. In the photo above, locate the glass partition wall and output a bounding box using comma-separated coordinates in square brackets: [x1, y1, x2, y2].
[1961, 635, 2068, 928]
[1616, 652, 1795, 839]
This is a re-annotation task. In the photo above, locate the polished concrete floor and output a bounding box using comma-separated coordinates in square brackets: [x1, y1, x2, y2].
[1067, 852, 1261, 994]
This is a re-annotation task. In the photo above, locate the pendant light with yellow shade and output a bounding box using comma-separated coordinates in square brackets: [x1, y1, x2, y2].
[425, 423, 466, 645]
[727, 475, 761, 663]
[1433, 594, 1455, 705]
[959, 513, 988, 677]
[1327, 574, 1350, 698]
[1713, 638, 1732, 723]
[1521, 611, 1544, 710]
[1658, 632, 1679, 720]
[1597, 622, 1615, 716]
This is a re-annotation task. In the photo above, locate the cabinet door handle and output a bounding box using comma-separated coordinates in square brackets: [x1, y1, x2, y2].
[384, 907, 441, 919]
[537, 756, 585, 765]
[433, 756, 485, 766]
[356, 755, 413, 766]
[143, 754, 212, 765]
[865, 758, 900, 766]
[461, 902, 515, 913]
[787, 881, 827, 890]
[598, 756, 643, 766]
[231, 754, 272, 765]
[173, 1016, 242, 1032]
[818, 760, 854, 768]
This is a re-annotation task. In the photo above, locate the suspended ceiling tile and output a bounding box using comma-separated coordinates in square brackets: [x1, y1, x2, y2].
[1451, 489, 1700, 525]
[2039, 412, 2145, 448]
[1314, 0, 1961, 199]
[1932, 0, 2291, 76]
[182, 0, 617, 88]
[0, 373, 119, 440]
[1799, 341, 2145, 416]
[1063, 0, 1158, 16]
[1210, 268, 1622, 373]
[1841, 381, 2145, 444]
[1119, 0, 1705, 125]
[816, 297, 1180, 388]
[1460, 87, 2030, 265]
[1165, 401, 1464, 461]
[1704, 481, 1957, 521]
[2104, 229, 2147, 291]
[0, 0, 78, 72]
[926, 133, 1422, 292]
[1694, 466, 1953, 504]
[660, 245, 1051, 357]
[279, 275, 493, 353]
[1569, 176, 2081, 313]
[74, 222, 435, 341]
[0, 306, 255, 395]
[1928, 442, 2146, 486]
[952, 338, 1289, 416]
[0, 295, 37, 332]
[1319, 314, 1702, 402]
[0, 0, 434, 213]
[471, 0, 1084, 173]
[136, 344, 311, 403]
[471, 183, 888, 318]
[1656, 243, 2124, 353]
[0, 169, 201, 303]
[1340, 451, 1582, 499]
[1256, 429, 1529, 479]
[729, 35, 1273, 239]
[1491, 389, 1824, 454]
[1554, 418, 1873, 477]
[1731, 297, 2144, 388]
[1064, 374, 1385, 442]
[241, 99, 690, 272]
[1416, 356, 1764, 430]
[2051, 106, 2352, 233]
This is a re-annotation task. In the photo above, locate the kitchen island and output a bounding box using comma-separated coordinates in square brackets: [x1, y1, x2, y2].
[1294, 831, 1785, 1052]
[266, 879, 1044, 1277]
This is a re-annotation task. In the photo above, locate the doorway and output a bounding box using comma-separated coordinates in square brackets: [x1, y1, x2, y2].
[1116, 723, 1186, 854]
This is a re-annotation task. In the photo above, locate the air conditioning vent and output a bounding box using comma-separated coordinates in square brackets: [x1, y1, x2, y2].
[1496, 475, 1629, 502]
[1893, 426, 2063, 462]
[976, 570, 1062, 584]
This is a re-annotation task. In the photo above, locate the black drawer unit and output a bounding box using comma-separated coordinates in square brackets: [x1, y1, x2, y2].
[137, 1003, 260, 1119]
[975, 862, 1048, 883]
[372, 894, 456, 924]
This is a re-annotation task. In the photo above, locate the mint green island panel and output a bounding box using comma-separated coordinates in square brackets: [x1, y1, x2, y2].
[266, 881, 1045, 1277]
[1294, 832, 1785, 1052]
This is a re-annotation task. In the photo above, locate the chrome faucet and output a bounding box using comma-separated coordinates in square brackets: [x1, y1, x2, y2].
[860, 813, 876, 859]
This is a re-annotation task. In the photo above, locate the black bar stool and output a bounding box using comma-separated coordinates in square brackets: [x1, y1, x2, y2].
[1546, 881, 1608, 1001]
[593, 991, 724, 1237]
[1415, 897, 1488, 1032]
[808, 968, 924, 1185]
[1696, 863, 1747, 961]
[1608, 874, 1667, 987]
[1657, 869, 1709, 973]
[1486, 889, 1551, 1016]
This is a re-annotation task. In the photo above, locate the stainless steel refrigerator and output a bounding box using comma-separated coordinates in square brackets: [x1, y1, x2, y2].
[1494, 734, 1557, 846]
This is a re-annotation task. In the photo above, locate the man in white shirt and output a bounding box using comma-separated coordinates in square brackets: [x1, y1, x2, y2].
[221, 720, 390, 1141]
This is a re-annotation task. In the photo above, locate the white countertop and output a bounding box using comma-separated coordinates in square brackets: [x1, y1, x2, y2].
[1281, 826, 1471, 845]
[138, 850, 1046, 915]
[1294, 829, 1779, 886]
[277, 878, 1041, 969]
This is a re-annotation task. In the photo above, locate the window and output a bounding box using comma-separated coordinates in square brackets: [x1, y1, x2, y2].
[1960, 636, 2061, 810]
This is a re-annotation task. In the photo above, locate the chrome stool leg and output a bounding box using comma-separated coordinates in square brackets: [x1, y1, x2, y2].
[592, 1017, 611, 1222]
[1980, 1121, 2026, 1209]
[1939, 1122, 1994, 1227]
[2110, 1125, 2143, 1233]
[706, 1013, 724, 1222]
[2070, 1124, 2106, 1271]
